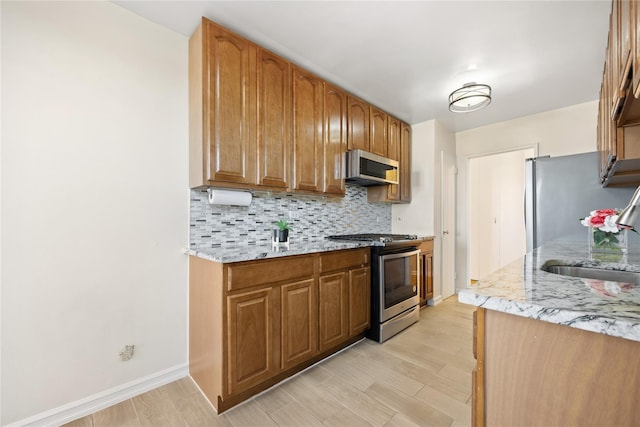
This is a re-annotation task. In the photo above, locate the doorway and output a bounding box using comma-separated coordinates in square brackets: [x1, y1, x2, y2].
[468, 147, 535, 281]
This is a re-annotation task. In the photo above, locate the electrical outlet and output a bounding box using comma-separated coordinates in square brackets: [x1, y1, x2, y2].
[119, 345, 135, 361]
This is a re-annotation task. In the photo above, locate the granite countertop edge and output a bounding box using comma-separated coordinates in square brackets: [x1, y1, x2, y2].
[458, 241, 640, 343]
[189, 235, 435, 263]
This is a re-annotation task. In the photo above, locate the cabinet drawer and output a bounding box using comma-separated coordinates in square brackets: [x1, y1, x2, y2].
[319, 248, 369, 273]
[227, 255, 314, 291]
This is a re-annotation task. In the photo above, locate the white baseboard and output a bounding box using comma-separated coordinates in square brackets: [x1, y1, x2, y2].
[6, 363, 189, 427]
[429, 295, 444, 306]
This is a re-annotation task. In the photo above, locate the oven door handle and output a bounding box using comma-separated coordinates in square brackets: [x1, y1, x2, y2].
[379, 249, 420, 261]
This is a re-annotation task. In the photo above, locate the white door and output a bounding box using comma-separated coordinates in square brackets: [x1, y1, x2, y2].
[441, 150, 456, 299]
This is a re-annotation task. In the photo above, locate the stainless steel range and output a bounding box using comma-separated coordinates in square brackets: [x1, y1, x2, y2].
[327, 234, 421, 342]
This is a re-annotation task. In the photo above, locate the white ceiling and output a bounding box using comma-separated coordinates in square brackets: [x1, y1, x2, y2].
[113, 0, 612, 132]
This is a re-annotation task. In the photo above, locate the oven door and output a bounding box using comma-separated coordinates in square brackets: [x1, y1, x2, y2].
[379, 249, 420, 322]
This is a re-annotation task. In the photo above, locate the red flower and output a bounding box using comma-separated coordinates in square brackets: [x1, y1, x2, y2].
[587, 209, 618, 228]
[588, 215, 605, 227]
[594, 209, 617, 217]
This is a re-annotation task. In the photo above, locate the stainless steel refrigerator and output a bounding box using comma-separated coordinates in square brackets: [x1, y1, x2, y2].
[525, 151, 640, 251]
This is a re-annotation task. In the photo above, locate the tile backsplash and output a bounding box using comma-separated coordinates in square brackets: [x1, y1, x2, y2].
[190, 185, 392, 248]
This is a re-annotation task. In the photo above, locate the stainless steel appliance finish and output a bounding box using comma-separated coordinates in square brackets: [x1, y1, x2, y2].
[525, 152, 639, 251]
[379, 249, 420, 322]
[542, 261, 640, 284]
[345, 149, 399, 186]
[327, 233, 421, 342]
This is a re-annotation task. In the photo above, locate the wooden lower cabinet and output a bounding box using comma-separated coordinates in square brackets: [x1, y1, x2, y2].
[281, 278, 318, 369]
[419, 240, 434, 306]
[348, 267, 370, 335]
[190, 248, 370, 413]
[319, 248, 370, 344]
[318, 272, 349, 352]
[473, 307, 640, 427]
[227, 287, 278, 395]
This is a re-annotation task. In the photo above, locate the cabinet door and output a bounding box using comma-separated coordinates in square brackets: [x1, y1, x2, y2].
[257, 49, 290, 189]
[281, 278, 318, 370]
[419, 252, 434, 306]
[633, 0, 640, 97]
[319, 272, 349, 352]
[400, 122, 412, 202]
[324, 84, 347, 195]
[348, 267, 370, 336]
[204, 21, 256, 185]
[426, 254, 433, 299]
[292, 67, 323, 192]
[347, 96, 370, 152]
[370, 107, 388, 157]
[619, 0, 632, 79]
[386, 116, 401, 201]
[227, 287, 277, 395]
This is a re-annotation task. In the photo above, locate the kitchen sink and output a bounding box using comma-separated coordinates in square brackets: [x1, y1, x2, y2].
[541, 261, 640, 284]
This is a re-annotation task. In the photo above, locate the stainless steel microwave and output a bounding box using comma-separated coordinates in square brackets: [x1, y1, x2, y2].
[345, 149, 399, 186]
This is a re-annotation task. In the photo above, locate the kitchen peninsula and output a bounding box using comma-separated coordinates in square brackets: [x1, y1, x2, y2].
[459, 241, 640, 427]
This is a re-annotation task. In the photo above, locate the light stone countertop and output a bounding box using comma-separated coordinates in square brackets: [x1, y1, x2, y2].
[189, 235, 435, 263]
[458, 241, 640, 343]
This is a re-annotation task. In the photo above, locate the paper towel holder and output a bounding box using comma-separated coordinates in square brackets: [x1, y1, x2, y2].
[207, 188, 253, 206]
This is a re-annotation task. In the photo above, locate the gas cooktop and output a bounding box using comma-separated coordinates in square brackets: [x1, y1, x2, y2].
[326, 233, 419, 244]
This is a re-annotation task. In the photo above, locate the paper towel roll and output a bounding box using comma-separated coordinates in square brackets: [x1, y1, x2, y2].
[207, 188, 252, 206]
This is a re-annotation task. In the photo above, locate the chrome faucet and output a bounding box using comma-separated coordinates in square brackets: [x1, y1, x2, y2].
[616, 186, 640, 227]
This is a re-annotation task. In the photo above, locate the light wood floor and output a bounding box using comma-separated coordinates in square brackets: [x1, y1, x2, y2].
[64, 297, 475, 427]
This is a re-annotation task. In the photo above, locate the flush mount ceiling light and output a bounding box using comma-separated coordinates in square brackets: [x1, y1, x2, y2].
[448, 82, 492, 113]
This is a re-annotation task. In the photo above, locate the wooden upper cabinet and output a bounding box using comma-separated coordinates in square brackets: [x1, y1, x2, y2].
[610, 2, 621, 116]
[190, 17, 409, 193]
[347, 96, 370, 152]
[292, 66, 323, 193]
[370, 107, 388, 157]
[387, 116, 401, 161]
[618, 0, 632, 80]
[190, 18, 257, 188]
[324, 84, 347, 195]
[366, 119, 412, 203]
[400, 122, 412, 202]
[599, 1, 640, 186]
[257, 49, 290, 189]
[633, 0, 640, 98]
[611, 0, 632, 120]
[386, 116, 401, 201]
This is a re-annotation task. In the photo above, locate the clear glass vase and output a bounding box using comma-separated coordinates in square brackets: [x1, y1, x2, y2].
[589, 227, 628, 256]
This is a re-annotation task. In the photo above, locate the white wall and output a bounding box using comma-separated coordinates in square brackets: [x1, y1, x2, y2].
[455, 101, 598, 291]
[1, 2, 188, 424]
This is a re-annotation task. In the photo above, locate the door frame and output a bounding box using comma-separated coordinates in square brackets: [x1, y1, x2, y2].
[440, 150, 457, 301]
[464, 144, 538, 289]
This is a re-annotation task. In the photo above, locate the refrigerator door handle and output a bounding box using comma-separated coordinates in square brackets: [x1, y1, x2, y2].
[525, 158, 536, 252]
